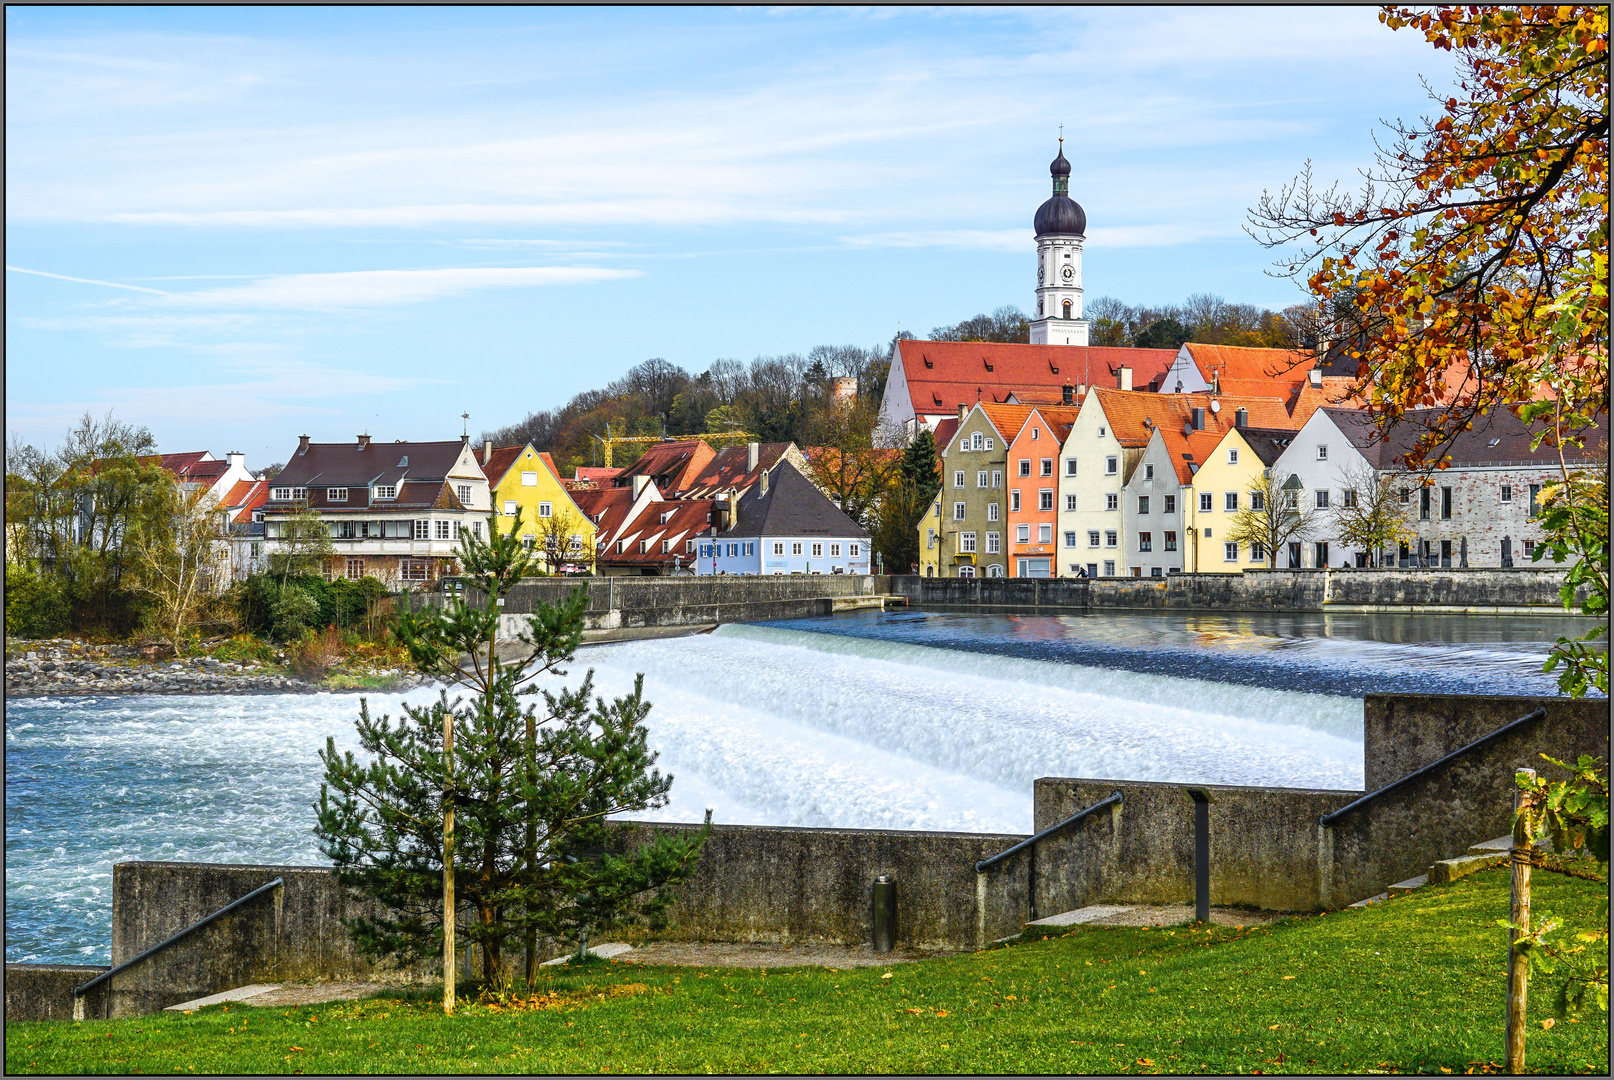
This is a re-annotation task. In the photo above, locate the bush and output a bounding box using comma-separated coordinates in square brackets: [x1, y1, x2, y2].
[271, 586, 322, 642]
[290, 624, 344, 681]
[4, 561, 71, 639]
[233, 572, 393, 643]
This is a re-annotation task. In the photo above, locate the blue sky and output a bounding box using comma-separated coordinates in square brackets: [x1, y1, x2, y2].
[5, 7, 1451, 467]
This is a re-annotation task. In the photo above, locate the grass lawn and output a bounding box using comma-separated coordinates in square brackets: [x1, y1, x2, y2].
[7, 866, 1606, 1075]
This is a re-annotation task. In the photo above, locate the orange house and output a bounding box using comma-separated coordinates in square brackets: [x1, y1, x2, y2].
[1003, 403, 1082, 578]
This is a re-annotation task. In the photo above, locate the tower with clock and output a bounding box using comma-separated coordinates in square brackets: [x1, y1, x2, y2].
[1029, 139, 1089, 346]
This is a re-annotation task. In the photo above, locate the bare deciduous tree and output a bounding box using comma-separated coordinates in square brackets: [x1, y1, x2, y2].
[1330, 462, 1416, 567]
[1224, 472, 1318, 568]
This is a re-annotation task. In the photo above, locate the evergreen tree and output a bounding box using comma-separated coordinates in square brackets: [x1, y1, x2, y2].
[314, 508, 708, 1013]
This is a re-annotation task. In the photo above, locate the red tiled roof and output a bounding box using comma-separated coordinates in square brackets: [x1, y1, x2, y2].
[478, 445, 529, 487]
[599, 498, 715, 568]
[897, 340, 1179, 418]
[1090, 388, 1297, 451]
[1183, 344, 1315, 392]
[220, 479, 270, 524]
[571, 486, 641, 541]
[679, 443, 795, 498]
[976, 403, 1036, 443]
[574, 466, 623, 481]
[139, 451, 228, 482]
[615, 440, 716, 492]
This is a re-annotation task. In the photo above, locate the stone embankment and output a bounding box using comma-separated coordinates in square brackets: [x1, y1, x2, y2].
[3, 639, 428, 697]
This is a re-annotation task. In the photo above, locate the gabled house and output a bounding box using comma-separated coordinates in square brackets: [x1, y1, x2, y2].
[478, 442, 595, 573]
[695, 462, 871, 575]
[929, 402, 1033, 578]
[261, 435, 493, 586]
[216, 478, 272, 582]
[612, 440, 717, 495]
[1177, 426, 1291, 572]
[139, 451, 257, 506]
[1005, 404, 1081, 577]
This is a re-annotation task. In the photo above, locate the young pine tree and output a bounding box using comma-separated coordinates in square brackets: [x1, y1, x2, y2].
[314, 507, 708, 1014]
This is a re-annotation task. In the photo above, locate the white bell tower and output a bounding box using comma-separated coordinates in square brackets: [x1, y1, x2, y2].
[1029, 138, 1089, 347]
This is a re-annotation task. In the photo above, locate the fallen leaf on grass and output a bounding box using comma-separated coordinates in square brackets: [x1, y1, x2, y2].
[934, 1010, 948, 1018]
[1282, 975, 1296, 980]
[905, 1008, 923, 1014]
[1540, 1018, 1555, 1030]
[1138, 1059, 1154, 1067]
[288, 1046, 305, 1052]
[881, 972, 893, 979]
[1269, 1024, 1280, 1029]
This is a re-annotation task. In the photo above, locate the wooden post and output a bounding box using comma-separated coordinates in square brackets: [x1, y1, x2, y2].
[1505, 767, 1535, 1074]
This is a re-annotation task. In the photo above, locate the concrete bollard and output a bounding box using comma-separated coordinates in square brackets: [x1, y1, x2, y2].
[871, 875, 897, 952]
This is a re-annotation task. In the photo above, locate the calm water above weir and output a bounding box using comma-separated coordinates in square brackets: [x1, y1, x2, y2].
[5, 610, 1590, 964]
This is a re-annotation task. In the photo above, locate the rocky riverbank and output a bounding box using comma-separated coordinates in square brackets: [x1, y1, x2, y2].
[3, 639, 431, 697]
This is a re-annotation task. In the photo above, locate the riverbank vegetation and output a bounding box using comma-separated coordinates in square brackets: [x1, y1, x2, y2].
[7, 865, 1606, 1075]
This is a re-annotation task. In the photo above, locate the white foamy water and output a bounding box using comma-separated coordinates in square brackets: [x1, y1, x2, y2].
[7, 623, 1363, 963]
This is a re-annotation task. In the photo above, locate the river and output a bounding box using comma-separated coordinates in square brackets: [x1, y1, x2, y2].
[5, 609, 1591, 964]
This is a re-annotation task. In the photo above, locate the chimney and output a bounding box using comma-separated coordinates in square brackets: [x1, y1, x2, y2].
[1309, 368, 1323, 388]
[632, 475, 650, 499]
[227, 451, 245, 471]
[1062, 383, 1074, 406]
[297, 435, 310, 456]
[1118, 366, 1133, 391]
[357, 434, 371, 449]
[760, 469, 769, 497]
[747, 441, 760, 472]
[484, 440, 493, 465]
[958, 404, 968, 422]
[1235, 407, 1248, 428]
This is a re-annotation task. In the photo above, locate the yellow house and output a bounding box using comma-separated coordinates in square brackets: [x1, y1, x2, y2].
[1182, 426, 1290, 572]
[916, 488, 945, 577]
[478, 443, 595, 573]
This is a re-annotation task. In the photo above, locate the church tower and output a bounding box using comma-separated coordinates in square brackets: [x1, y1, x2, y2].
[1029, 140, 1089, 347]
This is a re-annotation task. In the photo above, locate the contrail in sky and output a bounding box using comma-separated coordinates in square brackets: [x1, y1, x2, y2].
[6, 265, 170, 295]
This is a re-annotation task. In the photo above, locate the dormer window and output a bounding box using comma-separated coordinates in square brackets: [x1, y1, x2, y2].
[374, 485, 396, 500]
[328, 487, 348, 502]
[456, 484, 472, 503]
[272, 487, 292, 501]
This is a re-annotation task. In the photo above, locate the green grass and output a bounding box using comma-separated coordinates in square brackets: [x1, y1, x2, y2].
[7, 867, 1606, 1075]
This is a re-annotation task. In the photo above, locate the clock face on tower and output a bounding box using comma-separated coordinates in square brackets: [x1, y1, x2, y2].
[1038, 264, 1045, 283]
[1061, 265, 1074, 281]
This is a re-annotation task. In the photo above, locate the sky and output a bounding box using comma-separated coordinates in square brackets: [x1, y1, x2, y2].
[5, 7, 1455, 467]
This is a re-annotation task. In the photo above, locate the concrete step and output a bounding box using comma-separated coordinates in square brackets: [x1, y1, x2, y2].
[1386, 874, 1429, 898]
[1428, 851, 1508, 884]
[1027, 905, 1133, 928]
[1348, 892, 1388, 909]
[1467, 835, 1513, 856]
[539, 942, 633, 966]
[165, 984, 280, 1011]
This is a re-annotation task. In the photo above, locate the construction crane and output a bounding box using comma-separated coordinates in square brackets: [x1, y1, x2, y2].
[591, 430, 759, 468]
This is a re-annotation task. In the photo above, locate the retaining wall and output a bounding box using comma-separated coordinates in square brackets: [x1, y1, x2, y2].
[4, 964, 109, 1023]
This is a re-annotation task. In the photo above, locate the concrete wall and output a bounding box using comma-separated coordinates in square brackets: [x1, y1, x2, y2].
[890, 568, 1576, 614]
[622, 822, 1029, 952]
[5, 964, 109, 1023]
[1364, 694, 1609, 791]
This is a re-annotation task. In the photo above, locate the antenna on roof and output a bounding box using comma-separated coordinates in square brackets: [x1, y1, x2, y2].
[461, 412, 469, 438]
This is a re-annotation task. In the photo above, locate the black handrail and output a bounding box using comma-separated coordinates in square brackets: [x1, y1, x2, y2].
[1319, 707, 1548, 827]
[73, 876, 284, 1001]
[976, 791, 1122, 874]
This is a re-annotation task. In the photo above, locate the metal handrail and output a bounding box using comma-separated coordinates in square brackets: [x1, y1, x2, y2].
[73, 876, 284, 1001]
[976, 791, 1122, 874]
[1319, 707, 1549, 827]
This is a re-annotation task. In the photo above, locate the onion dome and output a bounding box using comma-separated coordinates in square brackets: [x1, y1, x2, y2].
[1034, 140, 1086, 237]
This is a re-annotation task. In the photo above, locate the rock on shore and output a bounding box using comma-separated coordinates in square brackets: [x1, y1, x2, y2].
[3, 639, 430, 697]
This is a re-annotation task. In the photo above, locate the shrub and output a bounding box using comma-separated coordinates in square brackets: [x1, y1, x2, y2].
[290, 624, 344, 681]
[4, 561, 71, 639]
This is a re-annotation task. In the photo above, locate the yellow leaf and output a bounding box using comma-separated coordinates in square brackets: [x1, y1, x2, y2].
[881, 972, 893, 980]
[1282, 975, 1296, 980]
[1540, 1018, 1555, 1030]
[1269, 1024, 1281, 1029]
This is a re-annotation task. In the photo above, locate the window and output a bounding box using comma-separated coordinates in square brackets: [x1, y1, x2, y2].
[991, 470, 1002, 488]
[345, 557, 365, 579]
[374, 485, 396, 500]
[1250, 491, 1265, 512]
[971, 432, 984, 450]
[1163, 494, 1176, 514]
[435, 520, 451, 540]
[773, 542, 785, 556]
[1529, 484, 1541, 515]
[250, 541, 261, 559]
[1105, 493, 1119, 511]
[402, 560, 429, 581]
[960, 532, 977, 553]
[661, 539, 672, 554]
[791, 542, 804, 556]
[570, 534, 583, 551]
[1225, 492, 1239, 512]
[1139, 532, 1152, 552]
[539, 501, 553, 518]
[457, 484, 473, 504]
[1088, 530, 1101, 547]
[830, 543, 841, 557]
[1018, 459, 1031, 477]
[1500, 484, 1513, 503]
[1224, 542, 1239, 562]
[1105, 456, 1118, 475]
[1420, 487, 1432, 520]
[984, 438, 994, 451]
[1041, 458, 1053, 477]
[1310, 489, 1327, 510]
[1524, 538, 1536, 557]
[1144, 464, 1155, 481]
[1039, 490, 1054, 511]
[1316, 445, 1328, 461]
[1200, 492, 1213, 513]
[1343, 489, 1358, 509]
[959, 439, 969, 453]
[1010, 491, 1021, 512]
[1400, 487, 1411, 504]
[473, 521, 482, 538]
[1251, 541, 1265, 562]
[327, 487, 348, 502]
[1440, 487, 1452, 520]
[504, 500, 518, 515]
[1103, 560, 1115, 576]
[1098, 427, 1107, 438]
[415, 519, 430, 540]
[521, 471, 538, 487]
[1228, 448, 1239, 464]
[1065, 494, 1077, 511]
[848, 542, 860, 557]
[1017, 524, 1031, 543]
[954, 470, 965, 488]
[1105, 530, 1118, 548]
[986, 532, 1001, 554]
[1065, 458, 1078, 477]
[1064, 530, 1077, 547]
[1164, 531, 1177, 552]
[1031, 427, 1039, 441]
[811, 543, 823, 557]
[987, 502, 1000, 522]
[1137, 495, 1150, 514]
[978, 470, 989, 489]
[272, 487, 292, 501]
[954, 501, 967, 521]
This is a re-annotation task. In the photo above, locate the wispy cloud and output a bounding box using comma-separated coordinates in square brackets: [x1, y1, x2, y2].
[160, 265, 640, 309]
[6, 264, 171, 294]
